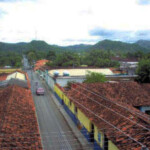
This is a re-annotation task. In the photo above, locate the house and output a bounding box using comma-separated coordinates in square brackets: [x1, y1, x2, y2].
[54, 82, 150, 150]
[36, 66, 138, 92]
[0, 70, 29, 88]
[111, 57, 139, 75]
[0, 73, 42, 149]
[34, 59, 49, 71]
[79, 82, 150, 115]
[0, 70, 26, 81]
[36, 67, 117, 90]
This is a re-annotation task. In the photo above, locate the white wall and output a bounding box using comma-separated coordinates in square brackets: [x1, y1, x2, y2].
[56, 76, 85, 87]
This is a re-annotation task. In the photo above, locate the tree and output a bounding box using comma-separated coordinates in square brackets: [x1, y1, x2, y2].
[84, 71, 107, 83]
[46, 50, 56, 61]
[83, 50, 119, 67]
[136, 59, 150, 83]
[27, 51, 36, 64]
[47, 51, 80, 67]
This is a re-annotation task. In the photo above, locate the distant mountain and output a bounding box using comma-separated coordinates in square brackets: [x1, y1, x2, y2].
[0, 40, 67, 53]
[0, 39, 150, 53]
[88, 40, 149, 53]
[63, 44, 92, 52]
[136, 40, 150, 50]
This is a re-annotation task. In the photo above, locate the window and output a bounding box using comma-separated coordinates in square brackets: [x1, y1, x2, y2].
[98, 133, 101, 142]
[145, 110, 150, 115]
[90, 123, 94, 142]
[104, 135, 108, 150]
[75, 107, 78, 114]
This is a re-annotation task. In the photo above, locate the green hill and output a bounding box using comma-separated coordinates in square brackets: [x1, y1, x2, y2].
[89, 40, 149, 53]
[0, 39, 150, 53]
[0, 40, 67, 53]
[136, 40, 150, 50]
[63, 44, 92, 52]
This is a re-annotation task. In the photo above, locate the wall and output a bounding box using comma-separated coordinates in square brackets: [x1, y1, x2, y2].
[108, 141, 119, 150]
[77, 109, 91, 132]
[94, 126, 104, 148]
[56, 76, 85, 87]
[54, 84, 120, 150]
[46, 74, 55, 91]
[53, 75, 137, 87]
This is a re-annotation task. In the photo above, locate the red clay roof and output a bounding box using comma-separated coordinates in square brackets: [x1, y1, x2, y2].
[0, 85, 42, 150]
[34, 59, 49, 71]
[65, 82, 150, 150]
[0, 73, 8, 81]
[0, 70, 27, 81]
[81, 82, 150, 107]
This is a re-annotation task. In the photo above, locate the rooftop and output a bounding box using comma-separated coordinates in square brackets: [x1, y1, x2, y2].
[0, 73, 8, 81]
[0, 85, 42, 149]
[65, 82, 150, 150]
[34, 59, 49, 71]
[49, 68, 114, 77]
[0, 70, 26, 82]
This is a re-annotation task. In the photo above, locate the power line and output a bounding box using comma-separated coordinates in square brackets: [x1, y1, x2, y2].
[71, 85, 150, 131]
[67, 95, 148, 149]
[76, 83, 150, 121]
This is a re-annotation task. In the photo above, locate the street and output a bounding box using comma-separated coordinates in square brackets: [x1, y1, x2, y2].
[23, 56, 83, 150]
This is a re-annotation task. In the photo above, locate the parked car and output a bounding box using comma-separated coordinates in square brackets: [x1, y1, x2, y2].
[36, 87, 45, 95]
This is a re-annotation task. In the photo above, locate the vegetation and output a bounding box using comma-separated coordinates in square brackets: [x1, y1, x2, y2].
[89, 40, 149, 53]
[0, 52, 22, 68]
[136, 59, 150, 83]
[136, 40, 150, 49]
[1, 39, 150, 69]
[47, 51, 80, 67]
[0, 39, 150, 54]
[83, 50, 120, 67]
[25, 50, 47, 64]
[46, 50, 56, 61]
[84, 71, 107, 83]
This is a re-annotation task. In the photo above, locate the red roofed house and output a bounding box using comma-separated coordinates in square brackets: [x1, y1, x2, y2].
[0, 73, 42, 149]
[54, 82, 150, 150]
[0, 73, 8, 81]
[34, 59, 49, 71]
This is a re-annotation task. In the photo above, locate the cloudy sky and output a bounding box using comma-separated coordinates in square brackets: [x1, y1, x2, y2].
[0, 0, 150, 45]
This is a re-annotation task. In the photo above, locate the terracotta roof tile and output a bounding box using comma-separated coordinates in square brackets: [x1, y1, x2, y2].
[0, 85, 42, 149]
[34, 59, 49, 71]
[64, 82, 150, 150]
[0, 74, 8, 81]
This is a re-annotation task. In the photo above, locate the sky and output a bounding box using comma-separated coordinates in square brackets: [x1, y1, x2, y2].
[0, 0, 150, 45]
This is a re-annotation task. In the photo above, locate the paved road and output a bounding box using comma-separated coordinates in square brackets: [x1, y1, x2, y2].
[27, 69, 83, 150]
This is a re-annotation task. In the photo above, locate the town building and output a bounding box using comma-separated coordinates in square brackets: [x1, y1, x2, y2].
[0, 70, 29, 88]
[0, 71, 42, 149]
[111, 57, 139, 75]
[54, 82, 150, 150]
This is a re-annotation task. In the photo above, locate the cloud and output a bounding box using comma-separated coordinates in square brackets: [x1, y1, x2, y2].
[63, 38, 100, 45]
[0, 0, 36, 2]
[137, 0, 150, 5]
[89, 28, 150, 42]
[0, 0, 150, 45]
[0, 8, 7, 18]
